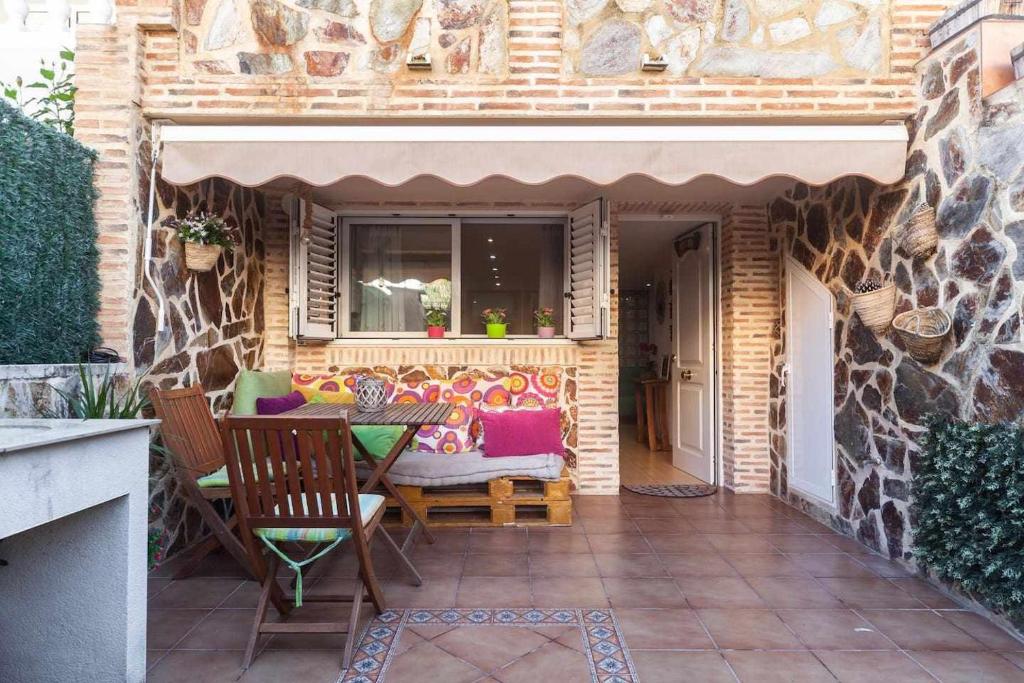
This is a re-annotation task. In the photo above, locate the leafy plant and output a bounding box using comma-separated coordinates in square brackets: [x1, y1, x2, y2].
[53, 364, 150, 419]
[161, 211, 239, 249]
[420, 278, 452, 311]
[481, 308, 507, 324]
[424, 308, 447, 327]
[534, 307, 556, 327]
[913, 416, 1024, 625]
[2, 49, 77, 137]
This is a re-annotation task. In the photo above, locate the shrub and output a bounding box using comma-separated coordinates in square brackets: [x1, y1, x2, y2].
[913, 416, 1024, 623]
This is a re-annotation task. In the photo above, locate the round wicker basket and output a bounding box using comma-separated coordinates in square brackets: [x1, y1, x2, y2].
[850, 283, 896, 335]
[184, 242, 223, 272]
[900, 204, 938, 259]
[892, 308, 951, 365]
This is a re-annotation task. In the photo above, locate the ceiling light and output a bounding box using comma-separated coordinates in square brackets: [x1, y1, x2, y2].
[492, 267, 498, 272]
[645, 282, 652, 287]
[495, 282, 501, 287]
[487, 238, 494, 243]
[489, 254, 496, 259]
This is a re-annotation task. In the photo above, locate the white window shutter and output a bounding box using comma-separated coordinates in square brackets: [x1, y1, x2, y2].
[289, 198, 338, 340]
[566, 198, 610, 340]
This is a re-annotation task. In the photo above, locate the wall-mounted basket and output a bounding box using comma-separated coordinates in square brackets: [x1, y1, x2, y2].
[899, 204, 938, 259]
[184, 242, 223, 272]
[850, 283, 896, 335]
[892, 308, 951, 364]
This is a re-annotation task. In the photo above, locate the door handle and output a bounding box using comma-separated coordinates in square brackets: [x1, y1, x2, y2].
[680, 369, 694, 382]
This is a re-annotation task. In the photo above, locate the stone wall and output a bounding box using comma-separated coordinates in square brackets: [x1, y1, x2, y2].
[768, 26, 1024, 562]
[0, 364, 129, 418]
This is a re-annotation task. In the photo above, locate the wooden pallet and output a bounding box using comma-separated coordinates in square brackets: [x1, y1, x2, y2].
[384, 467, 573, 527]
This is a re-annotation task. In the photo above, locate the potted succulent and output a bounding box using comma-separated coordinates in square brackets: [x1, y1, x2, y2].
[482, 308, 508, 339]
[425, 308, 447, 338]
[534, 307, 556, 338]
[162, 211, 238, 272]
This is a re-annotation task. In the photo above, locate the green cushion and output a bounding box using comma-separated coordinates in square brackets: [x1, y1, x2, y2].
[352, 425, 406, 459]
[197, 465, 230, 488]
[232, 370, 293, 415]
[255, 493, 386, 542]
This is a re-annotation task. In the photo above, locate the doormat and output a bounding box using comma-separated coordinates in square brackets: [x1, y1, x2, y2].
[622, 483, 718, 498]
[338, 608, 638, 683]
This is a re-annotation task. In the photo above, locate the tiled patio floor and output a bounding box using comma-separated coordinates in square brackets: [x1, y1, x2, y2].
[146, 491, 1024, 682]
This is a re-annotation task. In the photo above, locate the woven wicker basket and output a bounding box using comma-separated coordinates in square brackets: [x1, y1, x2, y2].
[850, 283, 896, 335]
[893, 308, 951, 364]
[184, 242, 223, 272]
[900, 204, 938, 258]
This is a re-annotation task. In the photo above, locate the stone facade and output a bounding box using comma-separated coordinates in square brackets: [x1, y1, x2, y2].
[768, 27, 1024, 563]
[0, 363, 128, 418]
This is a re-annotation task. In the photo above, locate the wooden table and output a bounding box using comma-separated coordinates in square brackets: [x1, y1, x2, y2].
[282, 402, 454, 553]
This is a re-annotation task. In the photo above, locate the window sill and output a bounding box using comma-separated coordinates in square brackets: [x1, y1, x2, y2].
[326, 337, 576, 346]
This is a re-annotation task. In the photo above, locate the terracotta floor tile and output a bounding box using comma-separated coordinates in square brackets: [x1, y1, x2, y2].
[411, 531, 470, 555]
[379, 576, 460, 608]
[747, 577, 844, 609]
[687, 518, 755, 534]
[659, 552, 739, 578]
[585, 533, 653, 554]
[725, 553, 811, 577]
[676, 576, 768, 609]
[704, 533, 779, 554]
[530, 577, 609, 608]
[939, 611, 1024, 651]
[909, 651, 1024, 683]
[815, 651, 934, 682]
[147, 608, 210, 650]
[787, 553, 878, 578]
[621, 502, 683, 519]
[148, 579, 245, 609]
[767, 534, 845, 553]
[643, 533, 714, 554]
[463, 553, 529, 577]
[860, 610, 988, 651]
[455, 577, 533, 607]
[176, 608, 255, 651]
[149, 578, 173, 599]
[491, 641, 593, 683]
[603, 577, 687, 608]
[468, 530, 529, 554]
[631, 651, 736, 683]
[384, 641, 483, 683]
[881, 578, 959, 609]
[431, 625, 550, 672]
[724, 651, 836, 682]
[530, 553, 599, 577]
[592, 552, 668, 577]
[632, 516, 696, 534]
[744, 519, 827, 534]
[615, 608, 715, 649]
[697, 609, 805, 650]
[527, 531, 592, 554]
[776, 609, 897, 650]
[853, 554, 913, 577]
[400, 553, 466, 579]
[578, 517, 640, 534]
[818, 578, 925, 608]
[146, 650, 246, 683]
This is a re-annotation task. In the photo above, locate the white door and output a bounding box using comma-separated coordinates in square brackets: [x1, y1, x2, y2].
[785, 257, 836, 505]
[671, 223, 716, 483]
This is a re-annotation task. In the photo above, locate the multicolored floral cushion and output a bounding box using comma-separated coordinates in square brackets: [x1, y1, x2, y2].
[394, 376, 486, 454]
[291, 373, 357, 404]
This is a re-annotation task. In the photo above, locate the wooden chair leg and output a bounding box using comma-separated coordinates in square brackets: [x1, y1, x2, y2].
[243, 553, 280, 671]
[342, 581, 366, 670]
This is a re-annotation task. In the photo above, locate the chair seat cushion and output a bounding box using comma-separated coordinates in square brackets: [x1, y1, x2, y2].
[196, 465, 231, 488]
[254, 493, 386, 543]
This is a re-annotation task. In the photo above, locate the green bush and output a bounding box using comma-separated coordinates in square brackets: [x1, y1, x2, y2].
[913, 416, 1024, 623]
[0, 99, 99, 364]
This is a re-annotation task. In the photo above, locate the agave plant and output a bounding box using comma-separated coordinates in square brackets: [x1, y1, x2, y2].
[53, 364, 150, 419]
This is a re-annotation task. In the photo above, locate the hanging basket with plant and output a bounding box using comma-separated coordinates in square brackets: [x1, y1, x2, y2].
[892, 307, 951, 365]
[162, 211, 239, 272]
[899, 204, 938, 259]
[850, 278, 896, 335]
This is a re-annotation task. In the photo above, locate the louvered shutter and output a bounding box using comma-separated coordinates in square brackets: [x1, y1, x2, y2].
[289, 198, 338, 340]
[566, 198, 610, 340]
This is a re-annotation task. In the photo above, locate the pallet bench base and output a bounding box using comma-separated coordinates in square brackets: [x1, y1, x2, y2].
[383, 467, 572, 527]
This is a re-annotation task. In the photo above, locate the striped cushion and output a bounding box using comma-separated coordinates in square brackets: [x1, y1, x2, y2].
[254, 493, 385, 543]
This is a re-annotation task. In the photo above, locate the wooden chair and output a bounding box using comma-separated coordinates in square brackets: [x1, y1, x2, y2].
[220, 415, 386, 671]
[149, 385, 255, 581]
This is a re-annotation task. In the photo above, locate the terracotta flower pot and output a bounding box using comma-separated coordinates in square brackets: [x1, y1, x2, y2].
[537, 326, 555, 338]
[486, 323, 507, 339]
[184, 242, 222, 272]
[427, 325, 445, 338]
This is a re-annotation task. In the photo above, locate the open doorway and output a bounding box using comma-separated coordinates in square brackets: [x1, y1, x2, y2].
[618, 217, 719, 486]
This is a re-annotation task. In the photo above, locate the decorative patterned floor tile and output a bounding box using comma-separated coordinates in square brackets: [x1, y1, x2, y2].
[338, 608, 638, 683]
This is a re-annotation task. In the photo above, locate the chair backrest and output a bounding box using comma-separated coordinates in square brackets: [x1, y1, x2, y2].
[150, 384, 224, 478]
[219, 415, 364, 538]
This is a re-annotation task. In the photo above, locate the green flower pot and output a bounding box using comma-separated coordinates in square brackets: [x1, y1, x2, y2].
[486, 323, 507, 339]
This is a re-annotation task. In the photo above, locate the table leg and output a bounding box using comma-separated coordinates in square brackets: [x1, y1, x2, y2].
[634, 385, 644, 443]
[357, 427, 436, 545]
[658, 384, 671, 451]
[645, 385, 658, 451]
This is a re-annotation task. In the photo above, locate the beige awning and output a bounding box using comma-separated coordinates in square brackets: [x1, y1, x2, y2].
[159, 124, 908, 190]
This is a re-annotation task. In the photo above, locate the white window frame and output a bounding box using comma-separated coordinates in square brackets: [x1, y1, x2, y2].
[338, 214, 569, 339]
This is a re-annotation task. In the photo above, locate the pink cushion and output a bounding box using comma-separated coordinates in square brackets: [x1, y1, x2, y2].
[478, 408, 564, 458]
[256, 391, 306, 415]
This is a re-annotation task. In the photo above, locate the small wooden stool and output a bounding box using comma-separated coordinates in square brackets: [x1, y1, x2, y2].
[634, 378, 670, 451]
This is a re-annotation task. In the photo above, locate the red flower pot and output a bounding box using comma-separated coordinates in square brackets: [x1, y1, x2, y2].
[427, 325, 445, 338]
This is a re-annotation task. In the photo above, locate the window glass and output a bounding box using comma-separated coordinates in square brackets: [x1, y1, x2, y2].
[348, 223, 452, 333]
[460, 222, 565, 335]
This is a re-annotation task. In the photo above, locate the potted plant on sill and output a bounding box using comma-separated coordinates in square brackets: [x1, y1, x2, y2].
[482, 308, 508, 339]
[420, 278, 452, 339]
[425, 308, 447, 338]
[162, 211, 238, 272]
[534, 307, 556, 338]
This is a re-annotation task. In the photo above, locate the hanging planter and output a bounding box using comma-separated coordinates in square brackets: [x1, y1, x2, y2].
[850, 279, 896, 335]
[899, 204, 938, 259]
[162, 211, 239, 273]
[893, 308, 951, 365]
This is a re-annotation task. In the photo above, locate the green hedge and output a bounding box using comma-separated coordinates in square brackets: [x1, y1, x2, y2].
[0, 100, 99, 364]
[913, 416, 1024, 623]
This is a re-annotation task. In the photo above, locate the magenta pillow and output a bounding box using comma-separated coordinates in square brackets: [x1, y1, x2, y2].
[256, 390, 306, 415]
[478, 408, 564, 458]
